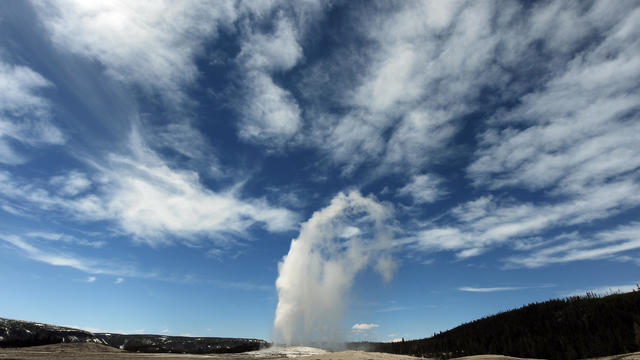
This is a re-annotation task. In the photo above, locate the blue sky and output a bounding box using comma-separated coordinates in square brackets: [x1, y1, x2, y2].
[1, 0, 639, 343]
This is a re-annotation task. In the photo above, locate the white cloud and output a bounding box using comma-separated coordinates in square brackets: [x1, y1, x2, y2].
[354, 43, 419, 113]
[26, 231, 105, 248]
[1, 234, 274, 289]
[376, 306, 409, 313]
[397, 174, 445, 204]
[300, 1, 504, 173]
[410, 177, 640, 261]
[352, 323, 379, 331]
[0, 60, 64, 164]
[31, 0, 322, 149]
[310, 112, 389, 175]
[381, 109, 459, 172]
[210, 280, 271, 292]
[458, 286, 545, 293]
[231, 1, 329, 148]
[0, 234, 143, 277]
[31, 1, 234, 176]
[340, 226, 361, 239]
[291, 1, 639, 183]
[32, 0, 236, 102]
[0, 128, 298, 247]
[96, 129, 298, 245]
[235, 12, 311, 147]
[143, 121, 223, 177]
[468, 3, 640, 200]
[11, 0, 637, 279]
[506, 223, 640, 268]
[239, 15, 302, 73]
[0, 203, 26, 216]
[49, 171, 92, 196]
[0, 170, 107, 219]
[237, 71, 301, 146]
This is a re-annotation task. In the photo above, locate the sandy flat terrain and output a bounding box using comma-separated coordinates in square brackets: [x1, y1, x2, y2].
[0, 343, 262, 360]
[0, 346, 529, 360]
[586, 353, 640, 360]
[1, 345, 425, 360]
[2, 344, 639, 360]
[453, 356, 539, 360]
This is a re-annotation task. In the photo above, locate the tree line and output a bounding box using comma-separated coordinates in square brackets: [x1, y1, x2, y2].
[349, 288, 640, 359]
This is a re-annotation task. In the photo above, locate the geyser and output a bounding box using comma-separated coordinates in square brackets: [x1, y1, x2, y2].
[273, 191, 395, 345]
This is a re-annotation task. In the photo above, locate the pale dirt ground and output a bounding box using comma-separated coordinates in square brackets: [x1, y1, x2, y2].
[585, 353, 640, 360]
[1, 344, 639, 360]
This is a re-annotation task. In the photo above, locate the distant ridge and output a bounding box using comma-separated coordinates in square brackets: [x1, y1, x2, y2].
[350, 290, 640, 360]
[0, 318, 105, 347]
[94, 333, 268, 354]
[0, 317, 268, 354]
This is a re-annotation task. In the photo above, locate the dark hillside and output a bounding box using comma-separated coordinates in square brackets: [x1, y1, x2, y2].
[0, 318, 267, 354]
[95, 333, 267, 354]
[0, 318, 105, 347]
[350, 290, 640, 360]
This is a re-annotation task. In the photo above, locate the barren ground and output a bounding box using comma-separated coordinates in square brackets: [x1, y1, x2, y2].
[1, 344, 639, 360]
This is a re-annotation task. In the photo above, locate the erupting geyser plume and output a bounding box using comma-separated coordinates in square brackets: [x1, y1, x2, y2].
[273, 191, 395, 345]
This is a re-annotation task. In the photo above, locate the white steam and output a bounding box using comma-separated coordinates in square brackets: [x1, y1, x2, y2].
[273, 191, 395, 345]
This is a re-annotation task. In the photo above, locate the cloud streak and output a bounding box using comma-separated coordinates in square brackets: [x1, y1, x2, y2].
[0, 127, 298, 247]
[0, 234, 143, 277]
[33, 0, 236, 102]
[458, 285, 553, 293]
[0, 60, 64, 164]
[352, 323, 379, 331]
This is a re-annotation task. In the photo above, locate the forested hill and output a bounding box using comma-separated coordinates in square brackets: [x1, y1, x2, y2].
[350, 289, 640, 360]
[0, 318, 267, 353]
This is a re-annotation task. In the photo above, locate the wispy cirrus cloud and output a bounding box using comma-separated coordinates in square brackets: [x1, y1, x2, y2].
[49, 171, 92, 197]
[26, 231, 105, 248]
[506, 223, 640, 269]
[0, 127, 298, 247]
[1, 233, 272, 291]
[468, 5, 640, 196]
[459, 285, 553, 293]
[32, 0, 236, 103]
[381, 1, 640, 268]
[0, 234, 143, 277]
[234, 3, 326, 148]
[375, 306, 410, 313]
[397, 174, 446, 204]
[410, 179, 640, 262]
[302, 1, 499, 174]
[458, 287, 521, 293]
[94, 128, 298, 245]
[0, 60, 64, 164]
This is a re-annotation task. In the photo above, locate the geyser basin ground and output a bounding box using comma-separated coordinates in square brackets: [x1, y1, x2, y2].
[2, 344, 640, 360]
[245, 346, 328, 358]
